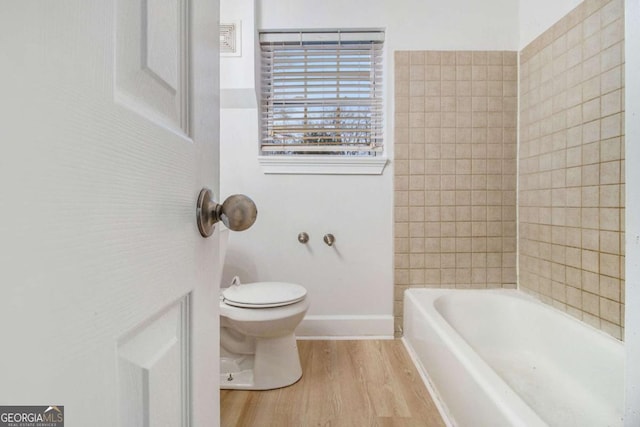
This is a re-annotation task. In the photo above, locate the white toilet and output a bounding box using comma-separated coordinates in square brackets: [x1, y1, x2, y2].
[219, 279, 309, 390]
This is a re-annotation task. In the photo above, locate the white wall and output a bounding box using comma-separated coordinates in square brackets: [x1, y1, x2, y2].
[518, 0, 582, 49]
[625, 0, 640, 422]
[220, 0, 255, 90]
[258, 0, 519, 50]
[220, 0, 518, 337]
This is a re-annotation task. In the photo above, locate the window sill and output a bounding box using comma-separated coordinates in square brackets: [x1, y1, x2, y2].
[258, 155, 388, 175]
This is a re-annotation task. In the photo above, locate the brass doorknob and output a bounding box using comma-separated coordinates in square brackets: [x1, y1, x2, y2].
[196, 188, 257, 237]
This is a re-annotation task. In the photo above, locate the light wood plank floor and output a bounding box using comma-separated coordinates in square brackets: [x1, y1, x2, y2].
[220, 340, 446, 427]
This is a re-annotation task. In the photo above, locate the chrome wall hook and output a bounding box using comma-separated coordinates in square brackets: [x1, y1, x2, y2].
[298, 232, 309, 244]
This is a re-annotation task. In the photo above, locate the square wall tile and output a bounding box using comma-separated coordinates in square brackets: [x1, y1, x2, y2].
[518, 0, 625, 338]
[394, 49, 518, 335]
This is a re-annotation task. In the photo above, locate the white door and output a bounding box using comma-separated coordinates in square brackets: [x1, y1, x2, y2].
[0, 1, 221, 426]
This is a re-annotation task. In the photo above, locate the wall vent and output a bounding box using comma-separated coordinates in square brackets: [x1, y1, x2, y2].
[220, 21, 241, 57]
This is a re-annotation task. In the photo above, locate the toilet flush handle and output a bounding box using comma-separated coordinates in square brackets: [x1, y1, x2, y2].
[196, 188, 258, 237]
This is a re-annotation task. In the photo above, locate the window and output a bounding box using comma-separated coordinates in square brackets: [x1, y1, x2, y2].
[258, 30, 385, 173]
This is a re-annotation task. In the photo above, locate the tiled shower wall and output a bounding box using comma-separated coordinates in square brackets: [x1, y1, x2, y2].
[394, 51, 518, 335]
[519, 0, 625, 339]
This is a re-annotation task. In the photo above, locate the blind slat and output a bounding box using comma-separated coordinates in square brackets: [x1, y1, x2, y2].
[260, 30, 384, 156]
[260, 29, 385, 43]
[262, 145, 383, 153]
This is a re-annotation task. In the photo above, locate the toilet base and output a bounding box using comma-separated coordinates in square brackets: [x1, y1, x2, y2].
[220, 333, 303, 390]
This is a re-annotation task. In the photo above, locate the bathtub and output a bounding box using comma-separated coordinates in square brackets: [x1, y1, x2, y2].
[402, 289, 624, 427]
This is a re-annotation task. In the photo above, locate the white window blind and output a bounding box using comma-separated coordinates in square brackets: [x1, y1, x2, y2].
[259, 30, 384, 156]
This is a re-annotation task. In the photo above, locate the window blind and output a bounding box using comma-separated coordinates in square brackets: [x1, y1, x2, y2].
[259, 30, 384, 156]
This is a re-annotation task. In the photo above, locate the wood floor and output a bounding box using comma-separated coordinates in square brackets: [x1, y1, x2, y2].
[220, 340, 446, 427]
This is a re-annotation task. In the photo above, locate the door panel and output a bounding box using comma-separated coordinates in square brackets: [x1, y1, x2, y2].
[0, 0, 220, 425]
[118, 296, 190, 427]
[116, 0, 190, 134]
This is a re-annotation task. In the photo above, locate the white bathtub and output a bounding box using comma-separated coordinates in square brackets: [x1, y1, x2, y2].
[403, 289, 624, 427]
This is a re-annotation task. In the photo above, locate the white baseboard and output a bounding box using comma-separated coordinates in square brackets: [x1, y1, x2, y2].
[295, 314, 394, 339]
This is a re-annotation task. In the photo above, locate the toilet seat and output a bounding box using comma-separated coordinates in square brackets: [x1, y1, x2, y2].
[222, 282, 307, 308]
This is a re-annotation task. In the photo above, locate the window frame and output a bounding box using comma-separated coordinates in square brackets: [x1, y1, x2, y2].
[257, 29, 387, 175]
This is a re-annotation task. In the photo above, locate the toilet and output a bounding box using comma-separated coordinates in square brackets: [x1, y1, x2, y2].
[219, 278, 309, 390]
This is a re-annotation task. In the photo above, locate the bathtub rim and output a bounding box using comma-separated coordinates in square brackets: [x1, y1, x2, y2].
[403, 287, 624, 427]
[403, 288, 547, 426]
[414, 287, 624, 345]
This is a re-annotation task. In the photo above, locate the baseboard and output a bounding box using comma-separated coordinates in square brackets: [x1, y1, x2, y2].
[295, 314, 394, 339]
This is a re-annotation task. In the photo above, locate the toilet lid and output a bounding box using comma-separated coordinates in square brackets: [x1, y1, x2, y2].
[222, 282, 307, 308]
